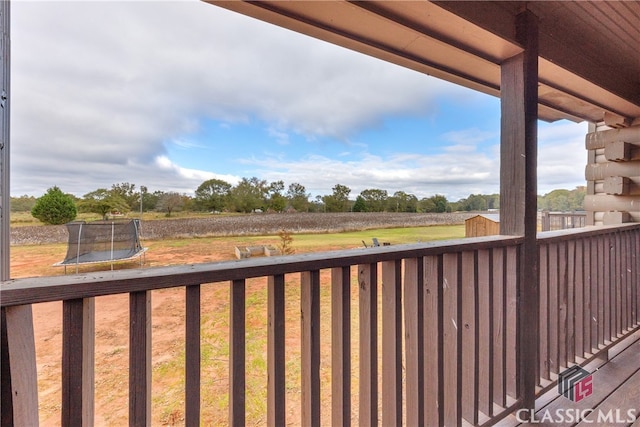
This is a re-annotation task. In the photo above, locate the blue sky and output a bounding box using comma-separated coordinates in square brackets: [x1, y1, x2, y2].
[10, 1, 588, 201]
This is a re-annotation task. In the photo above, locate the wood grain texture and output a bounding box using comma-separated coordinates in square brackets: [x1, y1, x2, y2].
[358, 263, 378, 427]
[62, 298, 95, 427]
[229, 280, 245, 427]
[301, 270, 321, 427]
[381, 260, 402, 426]
[267, 275, 286, 427]
[330, 267, 351, 427]
[403, 258, 424, 426]
[1, 306, 40, 426]
[185, 285, 200, 427]
[129, 291, 151, 427]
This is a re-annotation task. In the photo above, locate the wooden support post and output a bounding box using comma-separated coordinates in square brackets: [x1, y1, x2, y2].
[0, 0, 10, 283]
[499, 9, 539, 413]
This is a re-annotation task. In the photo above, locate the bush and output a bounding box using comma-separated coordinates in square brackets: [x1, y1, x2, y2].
[31, 186, 77, 225]
[277, 229, 295, 255]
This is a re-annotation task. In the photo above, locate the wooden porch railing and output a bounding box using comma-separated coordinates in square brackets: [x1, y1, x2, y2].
[537, 224, 640, 391]
[1, 224, 639, 426]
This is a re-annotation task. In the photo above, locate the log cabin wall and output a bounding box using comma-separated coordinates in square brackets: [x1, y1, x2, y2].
[585, 121, 640, 226]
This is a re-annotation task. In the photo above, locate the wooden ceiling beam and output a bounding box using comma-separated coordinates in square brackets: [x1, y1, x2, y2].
[433, 1, 640, 108]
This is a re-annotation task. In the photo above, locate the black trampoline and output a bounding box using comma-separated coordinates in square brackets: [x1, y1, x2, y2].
[54, 219, 147, 273]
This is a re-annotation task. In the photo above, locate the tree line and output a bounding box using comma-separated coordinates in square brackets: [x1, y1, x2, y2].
[11, 179, 586, 225]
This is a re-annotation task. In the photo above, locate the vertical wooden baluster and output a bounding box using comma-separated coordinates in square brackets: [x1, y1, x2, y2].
[590, 237, 598, 352]
[574, 239, 584, 360]
[404, 258, 424, 427]
[548, 243, 559, 375]
[229, 279, 245, 426]
[603, 234, 611, 344]
[539, 244, 549, 381]
[492, 248, 505, 407]
[443, 252, 461, 425]
[505, 246, 518, 398]
[358, 263, 377, 427]
[461, 251, 478, 424]
[185, 285, 200, 427]
[1, 306, 40, 426]
[558, 242, 568, 371]
[597, 236, 605, 348]
[130, 291, 151, 427]
[477, 249, 492, 416]
[268, 274, 285, 427]
[424, 255, 443, 425]
[567, 239, 576, 365]
[331, 266, 351, 427]
[301, 270, 320, 427]
[62, 298, 95, 427]
[583, 238, 592, 355]
[381, 260, 402, 426]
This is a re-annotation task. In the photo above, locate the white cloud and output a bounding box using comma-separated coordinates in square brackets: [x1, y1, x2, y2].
[10, 0, 464, 196]
[243, 149, 499, 201]
[9, 1, 589, 201]
[537, 121, 588, 194]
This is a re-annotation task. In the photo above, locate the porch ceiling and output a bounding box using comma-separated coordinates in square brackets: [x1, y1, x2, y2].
[208, 1, 640, 124]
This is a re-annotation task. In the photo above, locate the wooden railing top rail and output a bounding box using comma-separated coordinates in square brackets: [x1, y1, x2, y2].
[0, 235, 522, 307]
[537, 222, 640, 243]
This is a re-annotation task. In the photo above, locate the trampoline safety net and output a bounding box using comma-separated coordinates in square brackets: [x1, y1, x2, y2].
[57, 219, 146, 266]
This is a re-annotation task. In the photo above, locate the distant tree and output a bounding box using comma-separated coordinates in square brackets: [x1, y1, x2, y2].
[568, 186, 586, 210]
[388, 191, 417, 212]
[143, 190, 161, 212]
[310, 195, 325, 213]
[181, 194, 194, 212]
[539, 189, 571, 211]
[418, 197, 436, 213]
[485, 193, 500, 210]
[110, 182, 139, 211]
[31, 186, 77, 225]
[420, 194, 449, 213]
[286, 182, 310, 212]
[323, 184, 351, 212]
[458, 194, 488, 211]
[269, 194, 287, 212]
[10, 195, 37, 212]
[194, 178, 232, 212]
[157, 192, 185, 217]
[352, 195, 367, 212]
[268, 180, 286, 212]
[538, 187, 585, 211]
[360, 188, 388, 212]
[78, 188, 130, 220]
[229, 177, 268, 213]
